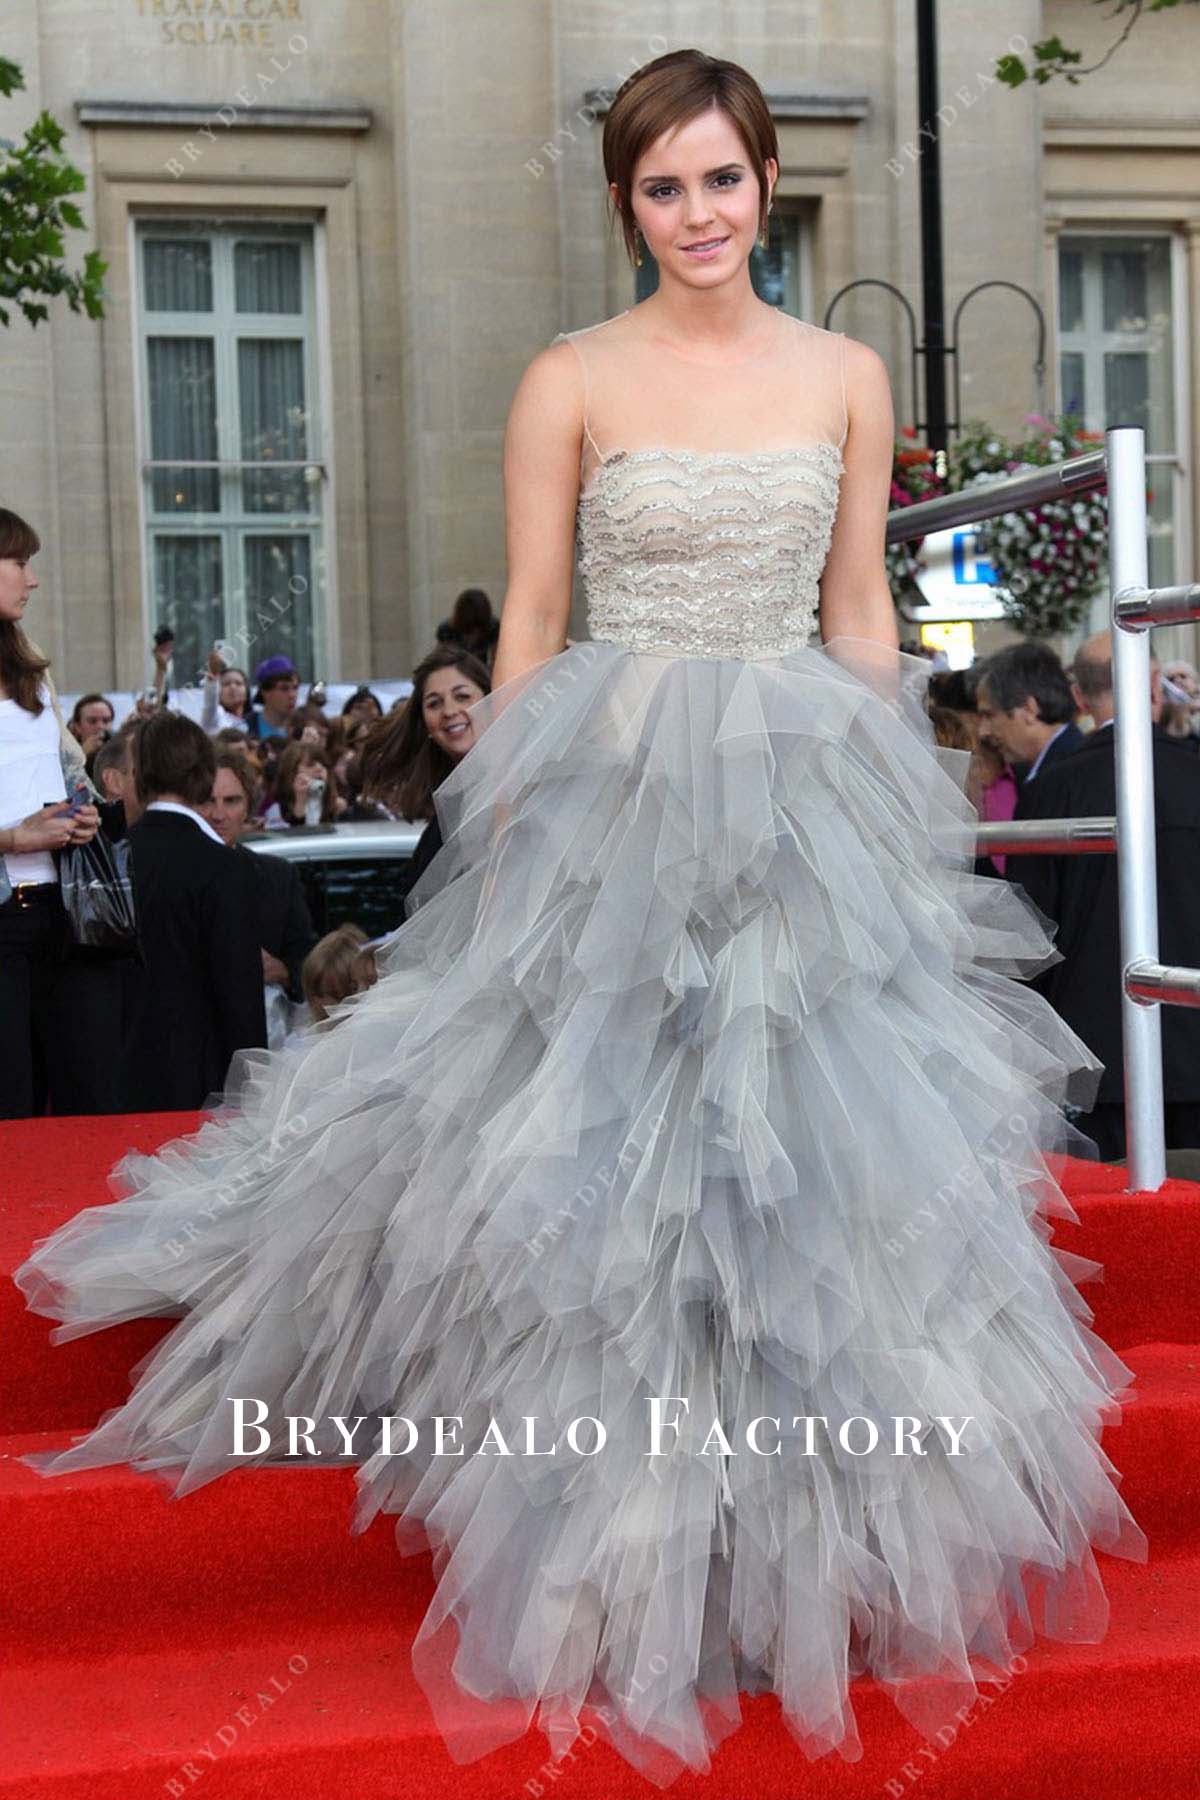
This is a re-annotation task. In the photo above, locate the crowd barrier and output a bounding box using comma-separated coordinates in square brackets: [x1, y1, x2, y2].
[889, 425, 1200, 1192]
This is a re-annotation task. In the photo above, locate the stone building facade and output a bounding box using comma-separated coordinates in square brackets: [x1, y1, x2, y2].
[2, 0, 1197, 690]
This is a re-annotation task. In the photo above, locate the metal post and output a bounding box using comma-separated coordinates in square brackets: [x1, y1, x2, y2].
[1109, 426, 1166, 1191]
[915, 0, 948, 454]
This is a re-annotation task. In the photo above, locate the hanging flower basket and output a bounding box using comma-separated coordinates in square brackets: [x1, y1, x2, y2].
[887, 414, 1113, 637]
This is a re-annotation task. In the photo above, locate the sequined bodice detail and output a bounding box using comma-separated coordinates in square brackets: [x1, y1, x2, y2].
[577, 443, 843, 661]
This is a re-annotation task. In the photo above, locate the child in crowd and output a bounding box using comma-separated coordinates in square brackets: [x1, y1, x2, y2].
[301, 924, 379, 1024]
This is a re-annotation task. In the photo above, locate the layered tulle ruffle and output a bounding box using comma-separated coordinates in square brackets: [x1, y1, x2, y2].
[14, 637, 1145, 1786]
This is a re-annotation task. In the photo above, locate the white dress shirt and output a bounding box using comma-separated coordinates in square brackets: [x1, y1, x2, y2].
[0, 684, 67, 885]
[145, 799, 226, 847]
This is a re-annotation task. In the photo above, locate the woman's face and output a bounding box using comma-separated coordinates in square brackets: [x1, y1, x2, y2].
[0, 551, 37, 625]
[220, 669, 248, 712]
[422, 666, 485, 758]
[347, 693, 382, 725]
[618, 108, 774, 292]
[291, 757, 325, 811]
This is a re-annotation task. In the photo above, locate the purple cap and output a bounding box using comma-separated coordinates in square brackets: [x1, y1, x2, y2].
[253, 654, 298, 684]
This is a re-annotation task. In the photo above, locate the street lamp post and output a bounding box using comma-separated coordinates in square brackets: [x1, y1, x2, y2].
[915, 0, 949, 455]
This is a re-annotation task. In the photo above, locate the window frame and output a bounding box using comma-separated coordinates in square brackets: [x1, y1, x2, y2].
[1055, 224, 1193, 599]
[132, 215, 329, 685]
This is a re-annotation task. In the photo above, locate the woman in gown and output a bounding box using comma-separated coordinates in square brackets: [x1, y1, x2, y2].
[14, 46, 1146, 1788]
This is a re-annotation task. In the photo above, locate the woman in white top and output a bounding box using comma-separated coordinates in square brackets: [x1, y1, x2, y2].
[200, 648, 251, 734]
[0, 509, 104, 1117]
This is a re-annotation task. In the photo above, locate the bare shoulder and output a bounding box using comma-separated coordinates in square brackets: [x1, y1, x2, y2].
[506, 337, 585, 445]
[840, 333, 889, 387]
[515, 334, 583, 399]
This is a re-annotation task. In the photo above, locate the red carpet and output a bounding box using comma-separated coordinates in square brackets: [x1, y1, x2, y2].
[2, 1115, 1199, 1797]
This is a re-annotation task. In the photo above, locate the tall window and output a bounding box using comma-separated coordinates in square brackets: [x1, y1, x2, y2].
[1058, 233, 1185, 592]
[136, 219, 326, 684]
[634, 207, 813, 316]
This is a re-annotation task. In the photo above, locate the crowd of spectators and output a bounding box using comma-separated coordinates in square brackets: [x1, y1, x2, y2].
[1, 495, 501, 1120]
[10, 478, 1200, 1153]
[925, 633, 1200, 1162]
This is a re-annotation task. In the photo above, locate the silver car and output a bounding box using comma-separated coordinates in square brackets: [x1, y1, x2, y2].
[244, 819, 426, 938]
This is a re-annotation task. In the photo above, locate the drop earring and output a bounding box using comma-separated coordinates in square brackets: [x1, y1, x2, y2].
[759, 200, 773, 250]
[634, 229, 643, 269]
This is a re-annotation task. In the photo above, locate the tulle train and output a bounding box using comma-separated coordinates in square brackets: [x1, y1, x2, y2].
[13, 636, 1146, 1786]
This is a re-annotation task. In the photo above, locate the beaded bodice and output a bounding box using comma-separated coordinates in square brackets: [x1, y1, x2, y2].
[575, 443, 843, 661]
[552, 310, 847, 662]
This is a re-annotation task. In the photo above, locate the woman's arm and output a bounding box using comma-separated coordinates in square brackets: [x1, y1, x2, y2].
[818, 339, 900, 652]
[489, 342, 581, 691]
[201, 659, 220, 733]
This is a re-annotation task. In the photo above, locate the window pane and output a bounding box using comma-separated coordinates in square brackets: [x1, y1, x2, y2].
[238, 339, 312, 512]
[153, 536, 224, 688]
[1060, 351, 1086, 422]
[1105, 351, 1150, 441]
[750, 210, 788, 306]
[1059, 249, 1084, 333]
[1147, 468, 1175, 589]
[147, 338, 219, 511]
[143, 239, 213, 312]
[1102, 248, 1148, 332]
[243, 535, 314, 679]
[235, 241, 303, 314]
[1059, 235, 1174, 455]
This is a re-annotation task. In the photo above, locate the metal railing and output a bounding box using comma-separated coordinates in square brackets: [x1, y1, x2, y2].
[888, 426, 1200, 1192]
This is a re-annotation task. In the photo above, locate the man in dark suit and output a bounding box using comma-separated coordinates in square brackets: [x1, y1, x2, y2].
[203, 752, 316, 1006]
[1005, 631, 1200, 1161]
[974, 640, 1085, 806]
[121, 713, 266, 1110]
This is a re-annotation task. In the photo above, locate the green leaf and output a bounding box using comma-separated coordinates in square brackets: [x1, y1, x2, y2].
[0, 58, 106, 327]
[995, 53, 1028, 88]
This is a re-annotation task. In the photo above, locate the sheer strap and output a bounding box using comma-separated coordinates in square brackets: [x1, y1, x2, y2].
[552, 329, 605, 467]
[550, 312, 844, 477]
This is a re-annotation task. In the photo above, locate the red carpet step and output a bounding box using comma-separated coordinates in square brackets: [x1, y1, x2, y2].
[3, 1339, 1196, 1662]
[3, 1115, 1200, 1798]
[3, 1554, 1198, 1800]
[3, 1123, 1199, 1438]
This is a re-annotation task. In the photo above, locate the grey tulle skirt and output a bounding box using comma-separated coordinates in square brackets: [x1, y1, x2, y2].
[14, 636, 1147, 1786]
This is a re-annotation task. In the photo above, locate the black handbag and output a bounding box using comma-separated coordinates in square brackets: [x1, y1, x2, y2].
[58, 816, 138, 951]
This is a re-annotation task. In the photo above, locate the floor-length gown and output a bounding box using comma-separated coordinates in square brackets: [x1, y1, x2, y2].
[13, 309, 1147, 1787]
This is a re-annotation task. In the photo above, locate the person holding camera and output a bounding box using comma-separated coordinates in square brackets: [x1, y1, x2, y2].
[0, 508, 107, 1118]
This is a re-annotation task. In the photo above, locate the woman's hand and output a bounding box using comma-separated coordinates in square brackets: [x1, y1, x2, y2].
[65, 802, 100, 845]
[9, 803, 78, 854]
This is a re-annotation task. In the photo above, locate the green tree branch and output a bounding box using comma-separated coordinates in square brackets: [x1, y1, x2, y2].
[996, 0, 1197, 89]
[0, 55, 107, 328]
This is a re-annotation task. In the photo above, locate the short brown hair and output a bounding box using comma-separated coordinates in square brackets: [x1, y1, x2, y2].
[603, 49, 778, 267]
[92, 731, 135, 788]
[134, 709, 216, 808]
[272, 740, 336, 824]
[302, 924, 378, 1022]
[212, 749, 261, 814]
